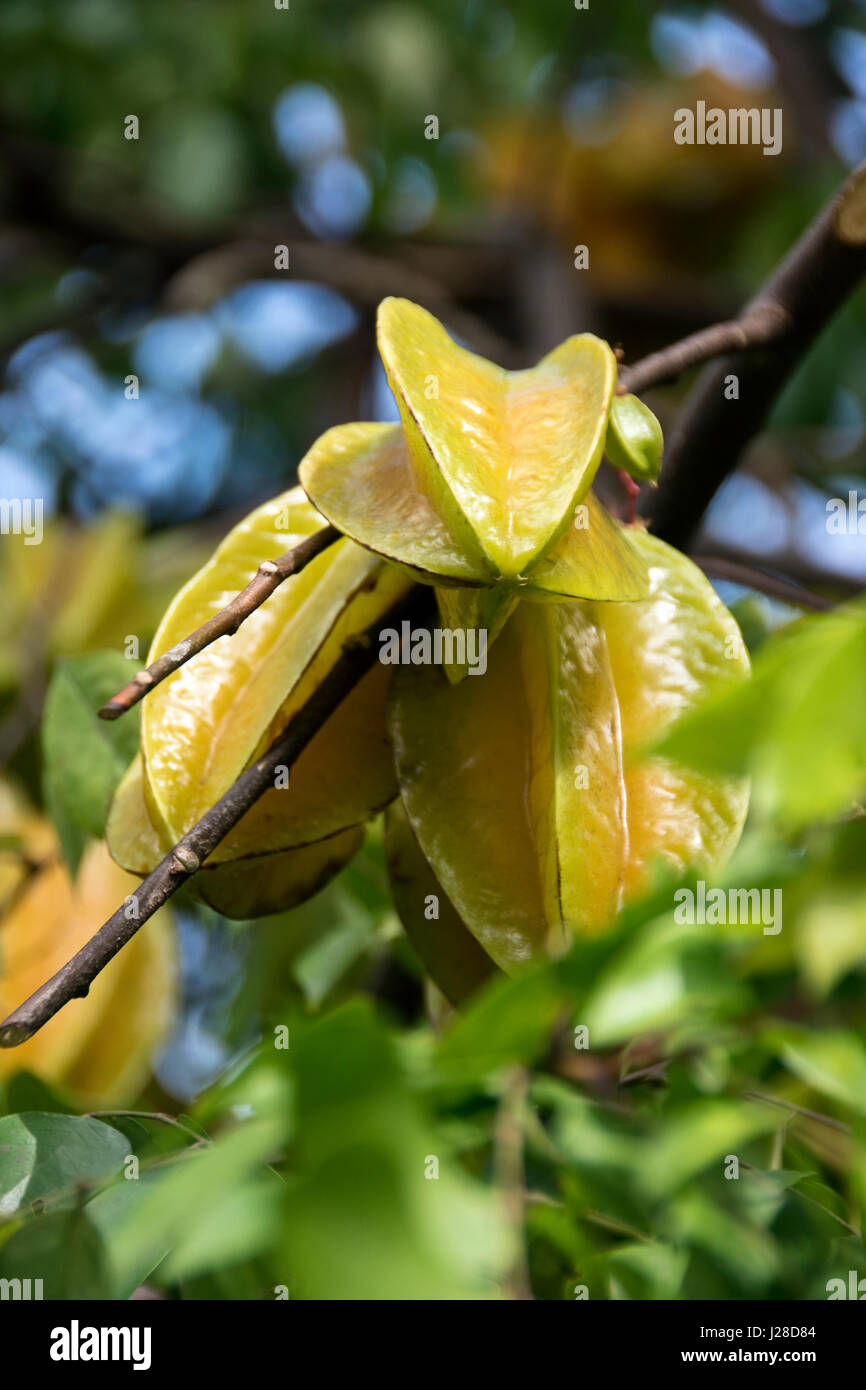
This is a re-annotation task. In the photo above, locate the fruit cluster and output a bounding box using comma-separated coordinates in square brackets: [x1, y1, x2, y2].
[109, 299, 748, 1001]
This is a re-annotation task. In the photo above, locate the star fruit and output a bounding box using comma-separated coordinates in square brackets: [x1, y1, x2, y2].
[107, 305, 749, 992]
[107, 488, 413, 917]
[388, 532, 749, 978]
[299, 299, 662, 679]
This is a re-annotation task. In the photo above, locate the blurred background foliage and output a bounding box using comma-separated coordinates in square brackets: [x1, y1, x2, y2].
[1, 0, 866, 1299]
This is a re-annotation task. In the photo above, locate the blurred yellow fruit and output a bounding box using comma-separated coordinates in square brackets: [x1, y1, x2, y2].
[0, 781, 176, 1105]
[480, 75, 788, 291]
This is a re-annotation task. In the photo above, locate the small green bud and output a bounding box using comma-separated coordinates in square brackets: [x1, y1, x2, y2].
[606, 393, 664, 485]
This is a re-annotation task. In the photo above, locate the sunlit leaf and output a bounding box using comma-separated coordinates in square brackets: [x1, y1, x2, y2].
[658, 600, 866, 829]
[766, 1025, 866, 1117]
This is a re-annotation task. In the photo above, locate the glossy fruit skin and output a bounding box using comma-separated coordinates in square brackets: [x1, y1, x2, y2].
[141, 488, 410, 859]
[299, 422, 487, 587]
[107, 754, 366, 919]
[384, 799, 496, 1006]
[377, 297, 619, 578]
[109, 487, 413, 918]
[300, 300, 651, 625]
[388, 531, 750, 973]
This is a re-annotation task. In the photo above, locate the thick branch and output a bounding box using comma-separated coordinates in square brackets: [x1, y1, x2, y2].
[99, 525, 340, 720]
[0, 587, 424, 1047]
[649, 159, 866, 550]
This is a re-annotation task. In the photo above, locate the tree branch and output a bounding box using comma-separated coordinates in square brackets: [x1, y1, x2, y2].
[694, 539, 864, 602]
[620, 301, 790, 395]
[0, 587, 424, 1047]
[690, 554, 838, 611]
[98, 524, 341, 720]
[649, 159, 866, 550]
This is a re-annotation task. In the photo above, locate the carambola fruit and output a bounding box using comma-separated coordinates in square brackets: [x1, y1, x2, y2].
[388, 532, 749, 975]
[108, 488, 412, 917]
[299, 300, 652, 628]
[107, 303, 748, 997]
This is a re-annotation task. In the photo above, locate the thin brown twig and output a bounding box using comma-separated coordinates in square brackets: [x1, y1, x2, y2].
[583, 1210, 653, 1243]
[86, 1109, 209, 1144]
[0, 586, 424, 1047]
[691, 554, 838, 612]
[98, 524, 340, 720]
[620, 301, 790, 396]
[0, 128, 518, 366]
[695, 539, 864, 601]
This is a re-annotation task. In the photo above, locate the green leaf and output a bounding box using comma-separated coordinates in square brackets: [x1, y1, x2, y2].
[0, 1113, 129, 1217]
[638, 1100, 779, 1200]
[91, 1112, 287, 1297]
[658, 601, 866, 829]
[797, 887, 866, 998]
[280, 1002, 510, 1298]
[668, 1188, 779, 1290]
[435, 963, 564, 1078]
[766, 1025, 866, 1116]
[3, 1071, 76, 1117]
[790, 1175, 857, 1235]
[292, 900, 376, 1009]
[0, 1207, 110, 1298]
[41, 651, 142, 874]
[586, 1240, 689, 1300]
[736, 1166, 813, 1221]
[542, 1081, 644, 1176]
[580, 917, 737, 1048]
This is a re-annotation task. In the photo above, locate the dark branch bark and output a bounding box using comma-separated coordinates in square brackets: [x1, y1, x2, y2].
[99, 525, 341, 720]
[0, 587, 424, 1047]
[649, 159, 866, 550]
[690, 554, 837, 611]
[694, 540, 864, 602]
